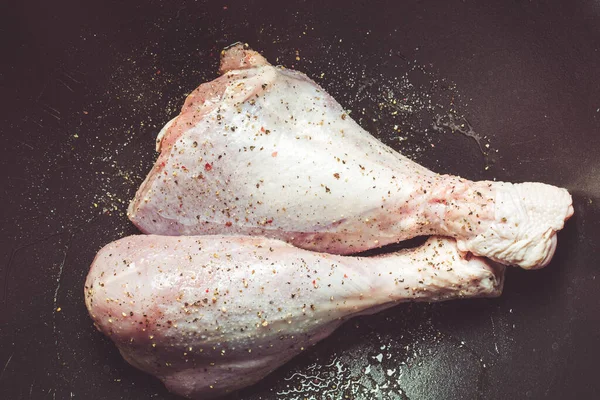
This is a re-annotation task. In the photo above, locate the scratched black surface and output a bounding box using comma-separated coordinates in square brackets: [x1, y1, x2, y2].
[1, 0, 600, 399]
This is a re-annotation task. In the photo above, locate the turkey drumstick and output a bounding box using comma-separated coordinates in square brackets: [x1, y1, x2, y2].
[128, 43, 573, 269]
[85, 234, 504, 399]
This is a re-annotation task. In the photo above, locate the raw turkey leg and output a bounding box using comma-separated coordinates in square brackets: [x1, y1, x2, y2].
[127, 43, 573, 269]
[85, 235, 504, 399]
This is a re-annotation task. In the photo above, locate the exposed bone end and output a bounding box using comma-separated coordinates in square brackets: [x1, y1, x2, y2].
[219, 42, 270, 74]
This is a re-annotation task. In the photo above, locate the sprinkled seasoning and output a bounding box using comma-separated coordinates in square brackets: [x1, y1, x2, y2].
[81, 40, 514, 400]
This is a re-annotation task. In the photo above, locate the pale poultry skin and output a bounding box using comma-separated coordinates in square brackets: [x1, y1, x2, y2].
[85, 235, 504, 399]
[128, 44, 573, 269]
